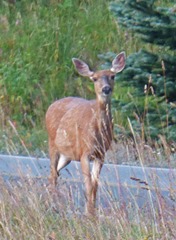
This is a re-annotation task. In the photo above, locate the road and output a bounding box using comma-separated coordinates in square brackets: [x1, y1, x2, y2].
[0, 154, 175, 210]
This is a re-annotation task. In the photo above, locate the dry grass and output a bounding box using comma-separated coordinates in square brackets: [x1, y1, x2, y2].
[0, 169, 176, 240]
[106, 137, 176, 168]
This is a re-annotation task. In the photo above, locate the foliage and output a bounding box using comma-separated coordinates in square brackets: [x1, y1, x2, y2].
[0, 0, 121, 126]
[110, 0, 176, 49]
[102, 0, 176, 141]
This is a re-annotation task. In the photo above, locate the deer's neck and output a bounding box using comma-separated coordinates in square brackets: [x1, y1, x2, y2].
[96, 98, 112, 124]
[95, 98, 114, 151]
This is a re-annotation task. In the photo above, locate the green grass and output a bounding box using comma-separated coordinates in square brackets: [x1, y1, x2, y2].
[0, 0, 130, 123]
[0, 0, 141, 155]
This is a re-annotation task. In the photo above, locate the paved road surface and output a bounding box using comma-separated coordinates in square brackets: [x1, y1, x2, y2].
[0, 154, 175, 210]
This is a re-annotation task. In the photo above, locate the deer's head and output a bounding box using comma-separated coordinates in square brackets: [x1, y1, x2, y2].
[72, 52, 126, 102]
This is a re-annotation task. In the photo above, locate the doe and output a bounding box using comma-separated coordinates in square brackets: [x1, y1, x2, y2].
[46, 52, 126, 215]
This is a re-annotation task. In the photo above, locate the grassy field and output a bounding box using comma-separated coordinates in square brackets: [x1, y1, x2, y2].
[0, 172, 176, 240]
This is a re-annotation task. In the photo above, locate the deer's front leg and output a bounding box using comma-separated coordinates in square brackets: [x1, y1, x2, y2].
[91, 159, 103, 208]
[81, 155, 95, 215]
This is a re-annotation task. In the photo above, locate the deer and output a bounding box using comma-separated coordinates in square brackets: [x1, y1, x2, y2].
[45, 52, 126, 215]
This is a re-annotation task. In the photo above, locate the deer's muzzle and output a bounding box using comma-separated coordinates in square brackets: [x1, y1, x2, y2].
[102, 86, 112, 95]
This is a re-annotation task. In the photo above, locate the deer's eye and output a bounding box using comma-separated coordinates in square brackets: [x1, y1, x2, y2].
[92, 77, 97, 82]
[110, 75, 115, 80]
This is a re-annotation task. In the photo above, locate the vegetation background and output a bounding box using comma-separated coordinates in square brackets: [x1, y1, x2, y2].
[0, 0, 175, 158]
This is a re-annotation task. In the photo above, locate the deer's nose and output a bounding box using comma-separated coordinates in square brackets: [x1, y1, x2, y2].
[102, 86, 112, 95]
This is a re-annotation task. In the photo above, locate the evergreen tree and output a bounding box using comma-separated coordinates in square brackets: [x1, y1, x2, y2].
[101, 0, 176, 141]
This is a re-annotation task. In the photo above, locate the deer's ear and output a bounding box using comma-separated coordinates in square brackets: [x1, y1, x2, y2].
[110, 52, 126, 73]
[72, 58, 94, 77]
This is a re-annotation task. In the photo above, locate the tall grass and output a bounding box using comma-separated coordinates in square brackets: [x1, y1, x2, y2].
[0, 0, 130, 123]
[0, 0, 135, 154]
[0, 171, 175, 240]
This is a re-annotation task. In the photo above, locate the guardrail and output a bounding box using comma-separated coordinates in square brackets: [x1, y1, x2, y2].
[0, 154, 175, 210]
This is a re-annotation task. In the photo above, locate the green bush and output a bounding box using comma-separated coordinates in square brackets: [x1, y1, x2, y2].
[101, 0, 176, 141]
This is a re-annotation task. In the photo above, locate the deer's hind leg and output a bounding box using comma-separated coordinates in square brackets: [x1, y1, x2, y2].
[48, 139, 59, 186]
